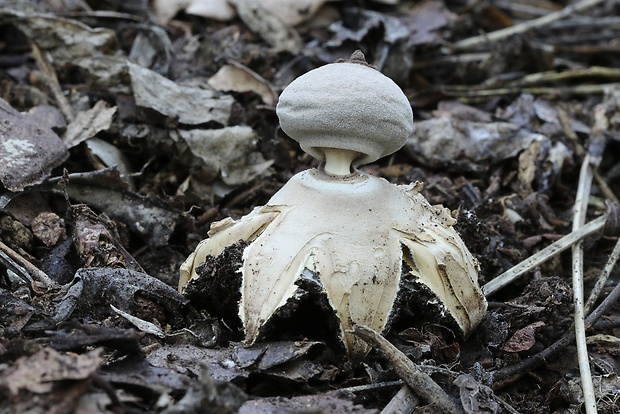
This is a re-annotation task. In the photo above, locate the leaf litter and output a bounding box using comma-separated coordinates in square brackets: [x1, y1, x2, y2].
[1, 0, 620, 413]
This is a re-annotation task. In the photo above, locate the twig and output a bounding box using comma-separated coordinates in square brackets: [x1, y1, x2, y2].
[571, 153, 597, 414]
[482, 214, 607, 296]
[452, 0, 608, 51]
[30, 42, 74, 123]
[412, 52, 490, 69]
[381, 385, 419, 414]
[339, 380, 403, 393]
[572, 101, 609, 414]
[0, 239, 58, 290]
[593, 170, 620, 205]
[352, 325, 463, 414]
[584, 237, 620, 314]
[508, 66, 620, 87]
[441, 83, 620, 100]
[495, 395, 522, 414]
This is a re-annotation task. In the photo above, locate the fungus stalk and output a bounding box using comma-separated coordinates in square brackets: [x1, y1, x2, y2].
[322, 148, 359, 176]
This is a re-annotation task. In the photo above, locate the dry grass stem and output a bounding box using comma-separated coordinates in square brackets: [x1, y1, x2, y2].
[30, 42, 74, 123]
[453, 0, 607, 51]
[584, 237, 620, 314]
[572, 152, 599, 414]
[594, 170, 620, 205]
[380, 385, 419, 414]
[482, 214, 607, 296]
[442, 83, 620, 101]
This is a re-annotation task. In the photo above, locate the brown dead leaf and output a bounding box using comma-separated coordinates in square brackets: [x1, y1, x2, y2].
[502, 321, 545, 353]
[402, 0, 458, 46]
[0, 98, 68, 191]
[31, 212, 66, 247]
[454, 373, 499, 414]
[4, 10, 117, 64]
[0, 347, 103, 396]
[517, 140, 543, 197]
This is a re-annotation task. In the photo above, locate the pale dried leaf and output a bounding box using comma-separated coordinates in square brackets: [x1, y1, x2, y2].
[186, 0, 237, 21]
[179, 126, 272, 185]
[208, 61, 277, 106]
[402, 0, 458, 46]
[63, 100, 118, 148]
[85, 138, 135, 188]
[0, 347, 103, 396]
[406, 117, 548, 172]
[454, 373, 500, 414]
[129, 62, 234, 125]
[110, 304, 166, 338]
[4, 10, 116, 64]
[228, 0, 302, 53]
[152, 0, 235, 24]
[257, 0, 328, 26]
[0, 98, 69, 191]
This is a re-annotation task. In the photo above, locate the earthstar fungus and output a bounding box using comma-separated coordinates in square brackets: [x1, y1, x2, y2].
[180, 51, 487, 361]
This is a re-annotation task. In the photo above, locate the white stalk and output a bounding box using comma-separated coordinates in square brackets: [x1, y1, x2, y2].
[322, 148, 358, 176]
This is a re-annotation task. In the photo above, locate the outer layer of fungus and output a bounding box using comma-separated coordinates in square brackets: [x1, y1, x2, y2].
[180, 51, 487, 361]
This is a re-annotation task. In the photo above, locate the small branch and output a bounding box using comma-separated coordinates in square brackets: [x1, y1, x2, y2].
[31, 42, 74, 123]
[381, 385, 419, 414]
[508, 66, 620, 88]
[483, 214, 606, 296]
[0, 240, 58, 290]
[339, 380, 403, 393]
[584, 237, 620, 314]
[441, 83, 620, 101]
[452, 0, 607, 51]
[352, 325, 463, 414]
[593, 170, 620, 205]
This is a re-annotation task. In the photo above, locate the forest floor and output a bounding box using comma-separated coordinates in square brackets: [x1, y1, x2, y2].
[1, 0, 620, 413]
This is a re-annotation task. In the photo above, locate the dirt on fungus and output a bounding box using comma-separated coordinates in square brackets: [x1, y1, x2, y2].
[1, 1, 620, 413]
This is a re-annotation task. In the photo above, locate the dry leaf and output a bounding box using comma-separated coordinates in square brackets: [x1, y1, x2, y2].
[179, 126, 272, 185]
[208, 61, 277, 106]
[406, 116, 548, 172]
[63, 100, 118, 148]
[129, 62, 234, 125]
[502, 321, 545, 353]
[0, 347, 103, 396]
[229, 0, 302, 53]
[0, 98, 69, 191]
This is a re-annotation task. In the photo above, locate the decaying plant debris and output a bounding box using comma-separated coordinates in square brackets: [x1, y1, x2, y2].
[1, 0, 620, 413]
